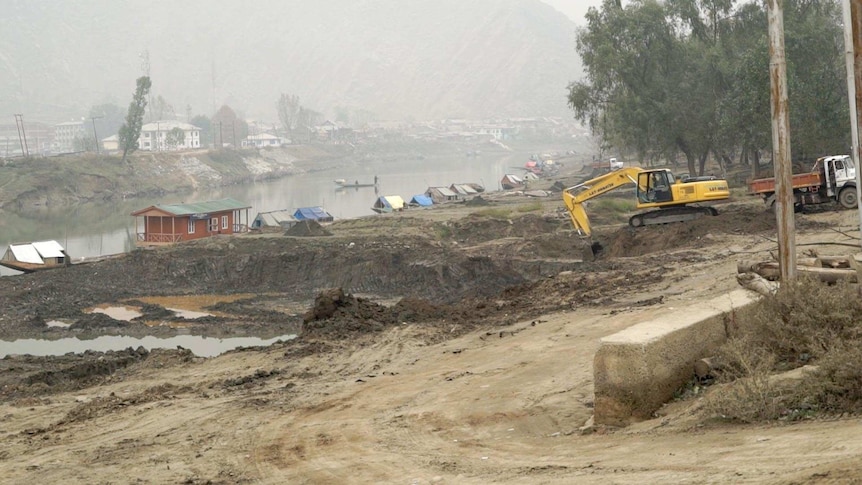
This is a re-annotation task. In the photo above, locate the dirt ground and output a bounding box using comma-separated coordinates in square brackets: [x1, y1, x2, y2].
[2, 161, 862, 484]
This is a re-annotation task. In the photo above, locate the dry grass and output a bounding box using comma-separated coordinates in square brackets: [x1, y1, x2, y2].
[703, 276, 862, 422]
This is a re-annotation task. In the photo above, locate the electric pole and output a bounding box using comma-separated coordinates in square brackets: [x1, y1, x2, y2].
[91, 116, 103, 154]
[766, 0, 796, 282]
[843, 0, 862, 247]
[13, 114, 29, 157]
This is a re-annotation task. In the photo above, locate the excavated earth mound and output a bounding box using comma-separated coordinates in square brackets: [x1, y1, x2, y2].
[600, 203, 790, 258]
[285, 220, 333, 237]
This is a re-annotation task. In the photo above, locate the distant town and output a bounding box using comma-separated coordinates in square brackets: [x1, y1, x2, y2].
[1, 115, 588, 158]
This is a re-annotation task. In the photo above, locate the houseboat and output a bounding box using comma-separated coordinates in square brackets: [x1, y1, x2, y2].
[0, 240, 68, 273]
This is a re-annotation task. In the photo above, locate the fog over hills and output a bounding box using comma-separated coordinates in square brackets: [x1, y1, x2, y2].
[0, 0, 582, 124]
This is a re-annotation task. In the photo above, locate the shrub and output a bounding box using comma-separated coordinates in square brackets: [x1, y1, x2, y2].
[703, 276, 862, 422]
[735, 276, 862, 366]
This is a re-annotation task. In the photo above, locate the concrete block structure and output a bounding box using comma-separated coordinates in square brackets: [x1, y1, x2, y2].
[593, 289, 759, 426]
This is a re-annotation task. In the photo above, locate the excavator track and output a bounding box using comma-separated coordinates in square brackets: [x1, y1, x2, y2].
[628, 206, 718, 228]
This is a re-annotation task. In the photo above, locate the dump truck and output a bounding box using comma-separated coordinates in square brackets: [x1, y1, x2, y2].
[749, 155, 858, 210]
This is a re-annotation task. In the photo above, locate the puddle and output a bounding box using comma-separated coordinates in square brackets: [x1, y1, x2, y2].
[45, 320, 72, 328]
[0, 334, 297, 359]
[85, 294, 262, 323]
[88, 305, 143, 321]
[167, 308, 212, 319]
[133, 294, 257, 316]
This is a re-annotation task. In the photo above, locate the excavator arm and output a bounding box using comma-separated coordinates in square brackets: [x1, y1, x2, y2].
[562, 168, 644, 237]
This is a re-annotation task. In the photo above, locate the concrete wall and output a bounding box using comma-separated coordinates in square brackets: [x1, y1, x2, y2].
[593, 289, 759, 427]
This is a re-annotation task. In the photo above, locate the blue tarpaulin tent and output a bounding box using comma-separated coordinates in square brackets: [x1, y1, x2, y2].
[293, 207, 334, 222]
[409, 194, 433, 207]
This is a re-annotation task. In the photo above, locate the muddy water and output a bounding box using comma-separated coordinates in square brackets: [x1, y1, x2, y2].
[0, 334, 297, 359]
[0, 151, 526, 276]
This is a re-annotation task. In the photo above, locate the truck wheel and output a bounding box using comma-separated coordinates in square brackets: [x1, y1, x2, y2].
[839, 187, 857, 209]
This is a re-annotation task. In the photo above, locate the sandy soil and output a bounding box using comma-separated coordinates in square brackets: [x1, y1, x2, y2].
[1, 161, 861, 484]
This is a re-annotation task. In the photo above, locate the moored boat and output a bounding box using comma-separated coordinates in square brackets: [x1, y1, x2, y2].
[0, 240, 69, 273]
[335, 177, 378, 188]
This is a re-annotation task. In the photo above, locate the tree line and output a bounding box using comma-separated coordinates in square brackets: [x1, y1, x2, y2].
[568, 0, 849, 176]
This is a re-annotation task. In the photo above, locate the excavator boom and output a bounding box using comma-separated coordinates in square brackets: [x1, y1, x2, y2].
[562, 168, 643, 236]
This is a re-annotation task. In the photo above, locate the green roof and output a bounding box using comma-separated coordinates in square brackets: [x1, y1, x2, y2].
[156, 198, 251, 216]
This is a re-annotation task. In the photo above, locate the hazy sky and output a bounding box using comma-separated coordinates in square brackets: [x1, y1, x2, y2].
[542, 0, 604, 24]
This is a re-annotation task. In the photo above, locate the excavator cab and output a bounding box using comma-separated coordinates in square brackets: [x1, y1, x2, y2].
[637, 170, 675, 203]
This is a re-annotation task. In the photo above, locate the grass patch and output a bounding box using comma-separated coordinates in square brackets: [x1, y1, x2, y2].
[471, 207, 513, 219]
[432, 223, 453, 240]
[703, 276, 862, 422]
[515, 201, 543, 213]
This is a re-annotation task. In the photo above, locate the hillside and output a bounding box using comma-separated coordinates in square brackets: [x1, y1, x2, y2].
[0, 0, 582, 122]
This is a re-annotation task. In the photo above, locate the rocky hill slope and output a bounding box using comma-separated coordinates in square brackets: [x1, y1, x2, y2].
[0, 0, 581, 122]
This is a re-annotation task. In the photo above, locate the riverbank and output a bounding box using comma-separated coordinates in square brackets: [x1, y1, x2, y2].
[0, 139, 528, 213]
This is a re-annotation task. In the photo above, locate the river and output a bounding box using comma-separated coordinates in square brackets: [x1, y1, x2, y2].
[0, 149, 539, 276]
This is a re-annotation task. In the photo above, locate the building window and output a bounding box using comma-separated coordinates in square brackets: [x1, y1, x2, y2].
[188, 218, 195, 234]
[210, 217, 218, 232]
[221, 215, 228, 230]
[143, 142, 150, 148]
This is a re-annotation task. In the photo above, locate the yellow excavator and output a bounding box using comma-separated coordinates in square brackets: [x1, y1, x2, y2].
[562, 167, 730, 240]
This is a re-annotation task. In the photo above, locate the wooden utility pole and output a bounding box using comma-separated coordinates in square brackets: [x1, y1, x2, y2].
[91, 116, 103, 154]
[767, 0, 796, 281]
[13, 114, 29, 157]
[843, 0, 862, 246]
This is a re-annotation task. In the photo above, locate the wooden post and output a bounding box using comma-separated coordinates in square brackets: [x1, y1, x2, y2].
[767, 0, 796, 281]
[843, 0, 862, 245]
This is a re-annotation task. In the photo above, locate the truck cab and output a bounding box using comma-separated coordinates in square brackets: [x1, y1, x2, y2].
[816, 155, 856, 198]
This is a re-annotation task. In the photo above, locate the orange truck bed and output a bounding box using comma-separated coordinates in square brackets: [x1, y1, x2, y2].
[748, 171, 821, 194]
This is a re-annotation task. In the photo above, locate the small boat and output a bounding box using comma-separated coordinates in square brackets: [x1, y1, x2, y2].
[334, 178, 378, 188]
[0, 240, 69, 273]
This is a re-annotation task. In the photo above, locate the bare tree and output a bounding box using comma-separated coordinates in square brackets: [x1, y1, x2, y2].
[276, 93, 300, 141]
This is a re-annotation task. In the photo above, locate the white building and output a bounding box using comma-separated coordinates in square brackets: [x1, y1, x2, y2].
[139, 120, 202, 151]
[101, 134, 119, 152]
[242, 133, 281, 148]
[53, 121, 87, 153]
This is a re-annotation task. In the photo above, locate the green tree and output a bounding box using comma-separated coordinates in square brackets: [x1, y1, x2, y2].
[72, 135, 95, 152]
[569, 0, 848, 175]
[783, 0, 848, 160]
[118, 76, 152, 162]
[165, 127, 185, 149]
